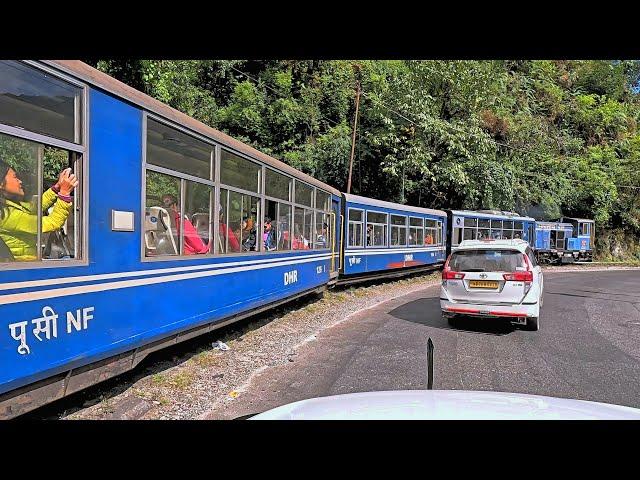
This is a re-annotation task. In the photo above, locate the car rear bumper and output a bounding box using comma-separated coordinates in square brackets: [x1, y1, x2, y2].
[440, 299, 539, 319]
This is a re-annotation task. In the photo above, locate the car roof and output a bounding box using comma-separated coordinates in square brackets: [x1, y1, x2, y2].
[453, 239, 530, 253]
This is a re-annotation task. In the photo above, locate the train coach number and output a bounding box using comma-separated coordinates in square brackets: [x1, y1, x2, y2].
[284, 270, 298, 285]
[404, 254, 414, 262]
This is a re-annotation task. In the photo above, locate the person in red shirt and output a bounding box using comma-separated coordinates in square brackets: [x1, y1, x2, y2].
[219, 206, 240, 253]
[162, 194, 209, 255]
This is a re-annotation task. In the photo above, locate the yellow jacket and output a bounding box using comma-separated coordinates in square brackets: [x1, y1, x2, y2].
[0, 188, 72, 261]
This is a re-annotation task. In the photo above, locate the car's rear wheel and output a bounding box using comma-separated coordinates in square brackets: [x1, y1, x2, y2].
[524, 316, 539, 331]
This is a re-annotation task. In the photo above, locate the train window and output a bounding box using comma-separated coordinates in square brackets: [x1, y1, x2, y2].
[390, 215, 407, 246]
[0, 132, 83, 263]
[265, 168, 291, 201]
[293, 207, 313, 250]
[579, 223, 589, 236]
[464, 217, 477, 227]
[278, 203, 292, 250]
[295, 181, 313, 207]
[145, 170, 181, 256]
[218, 189, 239, 254]
[463, 228, 477, 241]
[453, 228, 462, 246]
[146, 118, 213, 180]
[514, 221, 523, 230]
[220, 149, 261, 193]
[315, 212, 330, 249]
[366, 211, 387, 247]
[503, 220, 514, 229]
[316, 190, 331, 212]
[264, 200, 279, 251]
[349, 209, 363, 222]
[0, 61, 82, 144]
[491, 219, 502, 229]
[227, 190, 260, 252]
[477, 228, 490, 239]
[348, 208, 364, 247]
[183, 180, 211, 255]
[425, 219, 438, 245]
[436, 220, 443, 245]
[478, 218, 490, 229]
[490, 229, 502, 239]
[409, 217, 423, 246]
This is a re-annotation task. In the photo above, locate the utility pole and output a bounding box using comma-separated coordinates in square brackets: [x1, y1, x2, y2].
[347, 70, 361, 194]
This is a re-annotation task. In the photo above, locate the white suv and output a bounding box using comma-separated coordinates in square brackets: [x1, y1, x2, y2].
[440, 239, 543, 331]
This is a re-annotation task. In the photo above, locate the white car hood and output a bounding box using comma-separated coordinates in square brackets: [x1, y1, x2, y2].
[249, 390, 640, 420]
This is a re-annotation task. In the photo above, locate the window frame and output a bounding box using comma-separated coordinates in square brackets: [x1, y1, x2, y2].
[390, 214, 407, 248]
[408, 216, 423, 247]
[347, 207, 364, 248]
[366, 209, 389, 248]
[0, 60, 88, 270]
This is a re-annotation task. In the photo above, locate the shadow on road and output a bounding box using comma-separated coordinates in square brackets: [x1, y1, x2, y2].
[389, 297, 517, 336]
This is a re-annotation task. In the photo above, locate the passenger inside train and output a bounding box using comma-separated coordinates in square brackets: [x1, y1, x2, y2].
[263, 217, 277, 251]
[241, 215, 258, 251]
[161, 194, 210, 255]
[0, 160, 78, 261]
[219, 206, 240, 253]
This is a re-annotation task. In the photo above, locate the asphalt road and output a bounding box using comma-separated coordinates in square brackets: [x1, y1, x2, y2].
[209, 270, 640, 418]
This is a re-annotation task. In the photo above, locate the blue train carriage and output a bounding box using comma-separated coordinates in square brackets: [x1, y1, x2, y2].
[533, 221, 575, 264]
[448, 210, 536, 255]
[339, 193, 447, 283]
[559, 217, 595, 262]
[0, 60, 343, 418]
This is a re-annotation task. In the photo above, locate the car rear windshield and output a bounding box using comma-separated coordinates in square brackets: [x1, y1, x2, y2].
[450, 249, 525, 272]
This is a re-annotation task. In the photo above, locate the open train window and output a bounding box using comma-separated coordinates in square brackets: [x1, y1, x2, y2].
[0, 131, 83, 264]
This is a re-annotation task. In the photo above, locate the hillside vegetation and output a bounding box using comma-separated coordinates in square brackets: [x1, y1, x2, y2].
[89, 60, 640, 258]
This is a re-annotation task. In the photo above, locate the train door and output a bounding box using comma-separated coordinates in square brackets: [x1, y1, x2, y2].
[556, 229, 566, 250]
[330, 198, 340, 277]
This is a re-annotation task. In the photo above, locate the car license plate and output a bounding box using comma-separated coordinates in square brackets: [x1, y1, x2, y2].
[469, 280, 499, 289]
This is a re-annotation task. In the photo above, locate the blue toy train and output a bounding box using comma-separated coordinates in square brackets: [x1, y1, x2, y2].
[0, 61, 593, 417]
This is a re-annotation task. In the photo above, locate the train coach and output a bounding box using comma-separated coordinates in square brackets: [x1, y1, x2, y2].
[339, 194, 447, 284]
[533, 221, 574, 264]
[448, 209, 536, 254]
[560, 217, 594, 262]
[0, 60, 343, 418]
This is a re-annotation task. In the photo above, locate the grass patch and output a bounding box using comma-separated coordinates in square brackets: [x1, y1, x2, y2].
[170, 371, 194, 390]
[193, 350, 218, 367]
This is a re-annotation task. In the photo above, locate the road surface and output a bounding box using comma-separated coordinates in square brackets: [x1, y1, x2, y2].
[207, 270, 640, 418]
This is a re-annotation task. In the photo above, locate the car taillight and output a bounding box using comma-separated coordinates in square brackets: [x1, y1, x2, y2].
[502, 271, 533, 282]
[443, 270, 466, 280]
[503, 253, 534, 294]
[442, 254, 465, 280]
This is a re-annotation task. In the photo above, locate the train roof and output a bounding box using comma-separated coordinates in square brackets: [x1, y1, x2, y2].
[42, 60, 342, 197]
[343, 193, 447, 217]
[560, 217, 595, 223]
[451, 209, 535, 222]
[535, 221, 574, 229]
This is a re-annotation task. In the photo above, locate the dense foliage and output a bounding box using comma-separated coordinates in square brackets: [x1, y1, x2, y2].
[88, 60, 640, 240]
